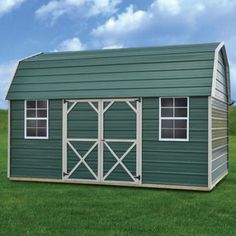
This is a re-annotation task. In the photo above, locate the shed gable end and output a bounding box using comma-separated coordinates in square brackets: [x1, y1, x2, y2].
[212, 46, 230, 104]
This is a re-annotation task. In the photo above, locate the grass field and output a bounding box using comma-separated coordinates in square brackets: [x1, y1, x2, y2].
[0, 108, 236, 236]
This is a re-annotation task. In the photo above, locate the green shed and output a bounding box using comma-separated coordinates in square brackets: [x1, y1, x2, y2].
[6, 42, 231, 191]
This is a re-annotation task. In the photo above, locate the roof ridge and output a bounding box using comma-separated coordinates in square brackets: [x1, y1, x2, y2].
[41, 42, 221, 56]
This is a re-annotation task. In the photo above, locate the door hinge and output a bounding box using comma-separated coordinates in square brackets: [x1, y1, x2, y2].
[135, 98, 141, 103]
[63, 172, 69, 176]
[134, 175, 141, 180]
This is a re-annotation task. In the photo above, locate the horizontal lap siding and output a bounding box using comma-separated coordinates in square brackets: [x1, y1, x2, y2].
[6, 44, 218, 100]
[214, 51, 228, 102]
[211, 98, 228, 184]
[142, 97, 208, 186]
[10, 100, 62, 179]
[67, 102, 98, 180]
[103, 102, 137, 181]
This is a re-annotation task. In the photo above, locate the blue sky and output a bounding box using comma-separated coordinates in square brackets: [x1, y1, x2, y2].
[0, 0, 235, 108]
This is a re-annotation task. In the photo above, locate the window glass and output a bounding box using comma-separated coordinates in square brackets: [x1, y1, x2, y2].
[160, 98, 188, 141]
[27, 128, 37, 136]
[27, 120, 37, 128]
[162, 120, 173, 129]
[175, 108, 187, 117]
[175, 120, 187, 129]
[161, 129, 174, 139]
[175, 129, 187, 139]
[37, 109, 47, 118]
[25, 100, 48, 138]
[27, 110, 36, 118]
[38, 128, 47, 137]
[38, 120, 47, 127]
[37, 101, 47, 108]
[161, 108, 173, 117]
[161, 98, 173, 107]
[175, 98, 187, 107]
[27, 101, 36, 108]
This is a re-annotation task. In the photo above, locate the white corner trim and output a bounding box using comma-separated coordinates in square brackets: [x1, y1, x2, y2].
[7, 101, 11, 178]
[208, 96, 212, 189]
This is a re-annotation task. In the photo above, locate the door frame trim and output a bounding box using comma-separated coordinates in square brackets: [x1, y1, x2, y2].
[62, 98, 142, 184]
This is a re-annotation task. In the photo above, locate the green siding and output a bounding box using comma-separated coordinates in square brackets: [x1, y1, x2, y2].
[142, 97, 208, 186]
[67, 102, 98, 180]
[103, 102, 137, 182]
[211, 97, 228, 184]
[10, 100, 62, 179]
[6, 43, 220, 100]
[214, 51, 228, 102]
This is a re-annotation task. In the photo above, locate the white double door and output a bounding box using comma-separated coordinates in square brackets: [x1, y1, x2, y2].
[62, 98, 142, 184]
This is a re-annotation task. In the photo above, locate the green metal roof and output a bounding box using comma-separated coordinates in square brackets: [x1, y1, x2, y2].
[6, 42, 225, 100]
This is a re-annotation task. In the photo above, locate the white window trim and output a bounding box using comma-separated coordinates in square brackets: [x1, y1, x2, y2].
[24, 100, 49, 139]
[159, 97, 189, 142]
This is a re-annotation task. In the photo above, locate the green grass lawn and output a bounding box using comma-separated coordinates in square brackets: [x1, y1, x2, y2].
[0, 109, 236, 236]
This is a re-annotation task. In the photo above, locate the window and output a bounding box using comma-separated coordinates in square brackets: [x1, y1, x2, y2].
[25, 100, 48, 139]
[159, 97, 189, 141]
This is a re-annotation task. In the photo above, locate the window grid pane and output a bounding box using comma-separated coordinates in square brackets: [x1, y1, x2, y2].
[160, 98, 188, 141]
[26, 100, 48, 138]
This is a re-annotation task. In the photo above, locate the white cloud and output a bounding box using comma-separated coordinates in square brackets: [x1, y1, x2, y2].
[56, 37, 85, 51]
[152, 0, 181, 15]
[0, 61, 18, 109]
[0, 0, 25, 16]
[92, 5, 151, 45]
[35, 0, 122, 22]
[91, 0, 236, 48]
[89, 0, 122, 16]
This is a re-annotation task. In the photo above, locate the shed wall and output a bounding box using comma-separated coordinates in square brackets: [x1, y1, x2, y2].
[10, 97, 209, 187]
[10, 100, 62, 178]
[211, 50, 229, 184]
[211, 98, 228, 184]
[142, 97, 208, 186]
